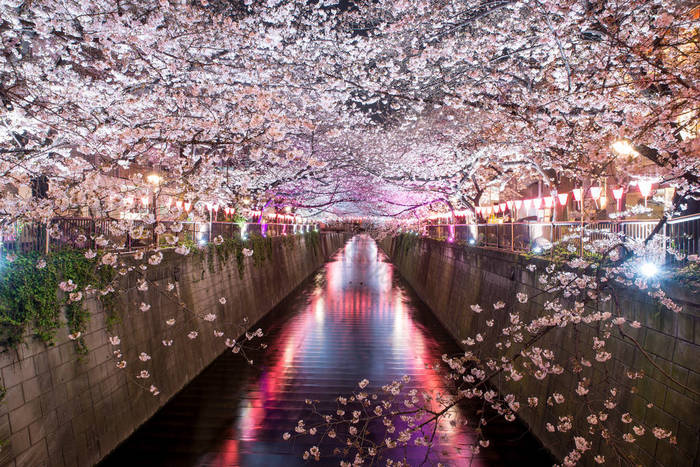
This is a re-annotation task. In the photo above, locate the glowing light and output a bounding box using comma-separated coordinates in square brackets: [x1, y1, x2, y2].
[638, 180, 653, 197]
[543, 196, 554, 208]
[506, 201, 514, 210]
[522, 199, 532, 209]
[531, 198, 541, 209]
[146, 173, 163, 185]
[590, 186, 602, 200]
[514, 200, 523, 210]
[469, 238, 476, 245]
[557, 193, 569, 206]
[640, 262, 658, 278]
[572, 188, 583, 202]
[612, 140, 638, 157]
[533, 246, 542, 254]
[184, 201, 191, 212]
[141, 196, 149, 206]
[612, 187, 624, 211]
[499, 203, 506, 212]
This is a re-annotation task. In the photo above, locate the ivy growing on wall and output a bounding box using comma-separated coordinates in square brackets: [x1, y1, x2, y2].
[0, 230, 320, 353]
[0, 249, 116, 353]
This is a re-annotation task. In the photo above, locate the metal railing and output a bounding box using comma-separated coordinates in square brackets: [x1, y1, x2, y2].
[0, 218, 318, 254]
[423, 214, 700, 262]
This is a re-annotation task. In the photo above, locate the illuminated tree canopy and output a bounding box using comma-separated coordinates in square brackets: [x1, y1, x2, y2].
[0, 0, 697, 221]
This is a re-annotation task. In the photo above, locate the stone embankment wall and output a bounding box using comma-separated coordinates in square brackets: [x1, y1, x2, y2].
[381, 236, 699, 466]
[0, 233, 346, 467]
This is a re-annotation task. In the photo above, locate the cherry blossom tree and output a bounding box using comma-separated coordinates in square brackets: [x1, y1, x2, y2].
[0, 0, 698, 464]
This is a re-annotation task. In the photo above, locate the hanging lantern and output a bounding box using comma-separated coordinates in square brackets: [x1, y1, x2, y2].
[522, 199, 532, 209]
[175, 200, 183, 209]
[638, 180, 653, 197]
[514, 199, 523, 210]
[572, 188, 583, 202]
[590, 186, 602, 200]
[544, 196, 554, 208]
[184, 201, 191, 212]
[531, 198, 542, 209]
[141, 196, 149, 206]
[638, 180, 653, 207]
[612, 188, 624, 211]
[557, 193, 568, 206]
[506, 201, 514, 210]
[499, 202, 506, 212]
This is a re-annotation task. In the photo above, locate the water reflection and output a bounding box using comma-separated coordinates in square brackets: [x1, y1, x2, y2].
[103, 235, 549, 466]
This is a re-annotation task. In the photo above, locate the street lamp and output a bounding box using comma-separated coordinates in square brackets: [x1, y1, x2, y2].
[611, 140, 638, 158]
[640, 262, 659, 278]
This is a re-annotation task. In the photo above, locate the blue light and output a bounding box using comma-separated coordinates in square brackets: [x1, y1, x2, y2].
[469, 239, 476, 245]
[533, 246, 542, 254]
[640, 262, 658, 278]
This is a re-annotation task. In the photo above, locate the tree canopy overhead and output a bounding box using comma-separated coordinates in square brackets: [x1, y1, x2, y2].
[1, 0, 698, 221]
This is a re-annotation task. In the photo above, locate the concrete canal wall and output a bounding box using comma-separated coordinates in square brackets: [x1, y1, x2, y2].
[0, 233, 346, 467]
[381, 235, 699, 466]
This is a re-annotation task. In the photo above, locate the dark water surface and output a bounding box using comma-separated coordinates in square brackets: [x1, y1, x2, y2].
[102, 235, 551, 466]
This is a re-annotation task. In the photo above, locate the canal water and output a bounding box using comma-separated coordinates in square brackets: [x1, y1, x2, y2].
[102, 235, 551, 466]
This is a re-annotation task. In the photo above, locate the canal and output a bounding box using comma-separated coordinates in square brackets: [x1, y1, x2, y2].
[102, 235, 552, 466]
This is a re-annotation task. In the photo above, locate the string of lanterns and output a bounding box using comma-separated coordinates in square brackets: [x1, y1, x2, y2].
[427, 180, 656, 220]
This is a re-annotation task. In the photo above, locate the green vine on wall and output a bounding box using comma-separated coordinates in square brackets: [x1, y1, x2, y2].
[0, 249, 116, 353]
[0, 230, 318, 353]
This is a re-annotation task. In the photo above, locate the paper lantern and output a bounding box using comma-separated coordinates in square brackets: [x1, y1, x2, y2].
[499, 203, 506, 212]
[531, 198, 542, 209]
[638, 180, 653, 197]
[514, 200, 523, 210]
[184, 201, 191, 212]
[612, 188, 624, 200]
[590, 186, 602, 200]
[522, 199, 532, 209]
[544, 196, 554, 208]
[506, 201, 514, 210]
[557, 193, 569, 206]
[572, 188, 583, 202]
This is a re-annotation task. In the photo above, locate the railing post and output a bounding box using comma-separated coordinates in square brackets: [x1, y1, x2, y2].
[549, 226, 554, 259]
[511, 223, 514, 251]
[44, 223, 49, 255]
[662, 222, 668, 264]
